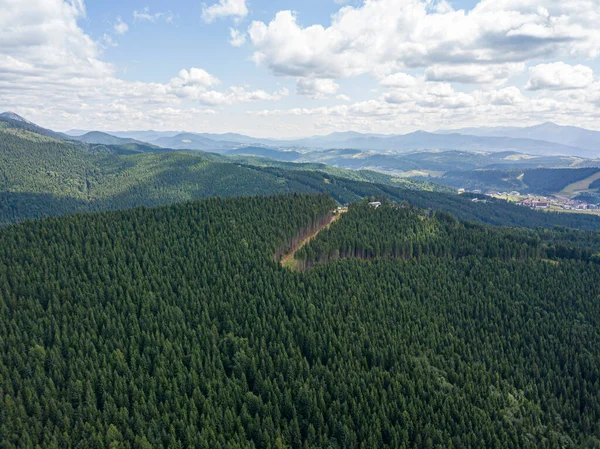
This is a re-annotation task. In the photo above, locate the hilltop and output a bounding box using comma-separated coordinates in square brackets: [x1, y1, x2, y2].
[2, 194, 600, 447]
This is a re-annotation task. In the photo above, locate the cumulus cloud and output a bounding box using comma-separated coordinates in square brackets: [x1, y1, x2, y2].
[133, 7, 174, 23]
[525, 62, 595, 91]
[170, 68, 221, 88]
[248, 0, 600, 80]
[379, 73, 418, 88]
[202, 0, 248, 23]
[425, 63, 525, 85]
[296, 78, 340, 98]
[485, 86, 527, 106]
[0, 0, 112, 83]
[3, 0, 600, 136]
[0, 0, 284, 131]
[229, 28, 246, 47]
[174, 85, 286, 106]
[113, 17, 129, 35]
[164, 68, 284, 105]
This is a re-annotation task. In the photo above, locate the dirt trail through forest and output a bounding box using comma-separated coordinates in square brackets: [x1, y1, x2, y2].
[280, 209, 346, 269]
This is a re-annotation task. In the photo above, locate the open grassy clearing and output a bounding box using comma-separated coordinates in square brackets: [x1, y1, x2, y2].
[559, 170, 600, 198]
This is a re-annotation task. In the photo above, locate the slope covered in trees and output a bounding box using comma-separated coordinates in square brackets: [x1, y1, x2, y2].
[436, 167, 600, 195]
[295, 201, 600, 269]
[0, 126, 435, 226]
[3, 123, 600, 230]
[1, 194, 600, 448]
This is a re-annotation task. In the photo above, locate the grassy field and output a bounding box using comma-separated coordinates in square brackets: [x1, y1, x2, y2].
[559, 170, 600, 198]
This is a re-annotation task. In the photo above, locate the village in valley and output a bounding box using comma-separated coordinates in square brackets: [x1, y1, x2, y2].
[460, 189, 600, 214]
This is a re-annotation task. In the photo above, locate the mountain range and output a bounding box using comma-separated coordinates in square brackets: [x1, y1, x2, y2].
[59, 119, 600, 158]
[4, 109, 600, 232]
[437, 122, 600, 152]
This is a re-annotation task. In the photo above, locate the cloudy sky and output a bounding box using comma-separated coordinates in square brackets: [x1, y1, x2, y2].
[2, 0, 600, 137]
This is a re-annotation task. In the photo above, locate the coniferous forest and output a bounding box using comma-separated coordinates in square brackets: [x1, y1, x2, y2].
[1, 194, 600, 448]
[4, 122, 600, 232]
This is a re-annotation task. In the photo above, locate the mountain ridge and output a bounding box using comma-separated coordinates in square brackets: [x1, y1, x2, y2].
[70, 131, 153, 146]
[437, 122, 600, 152]
[3, 112, 599, 158]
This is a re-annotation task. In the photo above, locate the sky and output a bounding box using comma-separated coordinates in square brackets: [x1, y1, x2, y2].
[2, 0, 600, 137]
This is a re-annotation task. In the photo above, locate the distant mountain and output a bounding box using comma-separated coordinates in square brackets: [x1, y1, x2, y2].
[0, 112, 69, 140]
[0, 121, 448, 225]
[238, 131, 593, 157]
[277, 131, 389, 148]
[132, 130, 392, 150]
[70, 131, 147, 146]
[3, 112, 598, 158]
[299, 131, 593, 157]
[54, 124, 600, 158]
[64, 129, 90, 136]
[225, 146, 304, 162]
[194, 132, 278, 145]
[151, 133, 243, 152]
[438, 122, 600, 153]
[0, 111, 31, 123]
[66, 130, 186, 141]
[110, 130, 184, 141]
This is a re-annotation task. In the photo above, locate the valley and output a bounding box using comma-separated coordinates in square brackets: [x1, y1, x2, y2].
[2, 112, 600, 447]
[5, 113, 600, 230]
[5, 2, 600, 447]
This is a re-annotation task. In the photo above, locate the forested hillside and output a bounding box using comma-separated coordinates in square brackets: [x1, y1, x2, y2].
[3, 122, 600, 230]
[1, 194, 600, 448]
[0, 125, 435, 225]
[435, 167, 600, 194]
[295, 201, 600, 269]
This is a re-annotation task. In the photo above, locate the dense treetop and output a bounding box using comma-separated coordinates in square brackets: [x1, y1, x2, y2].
[295, 201, 600, 269]
[437, 167, 600, 195]
[1, 194, 600, 448]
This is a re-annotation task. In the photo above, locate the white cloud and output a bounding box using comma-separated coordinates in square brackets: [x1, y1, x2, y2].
[0, 0, 111, 79]
[202, 0, 248, 23]
[163, 69, 286, 106]
[0, 0, 284, 132]
[229, 28, 246, 47]
[296, 78, 340, 98]
[2, 0, 600, 136]
[113, 17, 129, 35]
[525, 62, 595, 91]
[133, 7, 174, 23]
[425, 63, 525, 84]
[485, 86, 527, 106]
[246, 78, 600, 134]
[170, 68, 221, 88]
[380, 72, 418, 88]
[249, 0, 600, 80]
[174, 86, 286, 106]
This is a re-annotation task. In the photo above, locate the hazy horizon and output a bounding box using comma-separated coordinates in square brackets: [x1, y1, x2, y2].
[4, 110, 597, 141]
[2, 0, 600, 137]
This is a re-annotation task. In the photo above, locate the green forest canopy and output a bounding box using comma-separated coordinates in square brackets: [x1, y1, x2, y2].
[1, 194, 600, 448]
[4, 122, 600, 231]
[438, 167, 600, 194]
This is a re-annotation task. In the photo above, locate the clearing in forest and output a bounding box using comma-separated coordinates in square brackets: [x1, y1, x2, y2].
[280, 208, 346, 270]
[560, 170, 600, 198]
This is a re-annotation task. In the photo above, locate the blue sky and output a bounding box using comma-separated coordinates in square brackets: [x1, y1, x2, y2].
[2, 0, 600, 136]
